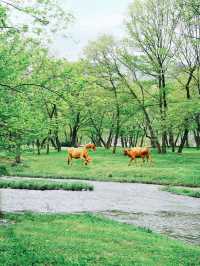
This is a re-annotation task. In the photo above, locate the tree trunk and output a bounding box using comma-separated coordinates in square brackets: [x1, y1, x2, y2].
[112, 85, 120, 154]
[112, 130, 119, 154]
[140, 134, 145, 147]
[55, 135, 61, 152]
[112, 116, 120, 154]
[71, 127, 78, 147]
[161, 72, 167, 154]
[36, 139, 41, 155]
[105, 127, 113, 149]
[185, 66, 196, 99]
[178, 129, 189, 153]
[175, 133, 180, 147]
[69, 112, 80, 147]
[91, 135, 102, 147]
[46, 129, 52, 154]
[143, 107, 161, 152]
[169, 131, 175, 152]
[194, 114, 200, 149]
[54, 105, 61, 152]
[134, 131, 139, 147]
[131, 136, 135, 147]
[161, 132, 167, 153]
[32, 141, 35, 154]
[124, 137, 128, 148]
[193, 131, 200, 150]
[121, 136, 125, 148]
[15, 143, 21, 164]
[46, 140, 50, 154]
[50, 138, 57, 150]
[185, 134, 190, 148]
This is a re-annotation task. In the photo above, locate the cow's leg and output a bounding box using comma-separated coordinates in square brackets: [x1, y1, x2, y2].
[67, 155, 72, 165]
[142, 156, 145, 164]
[81, 158, 86, 165]
[134, 158, 137, 165]
[148, 154, 153, 165]
[138, 156, 144, 166]
[81, 155, 87, 165]
[84, 158, 88, 165]
[145, 153, 153, 166]
[128, 157, 134, 166]
[81, 155, 88, 166]
[146, 154, 150, 164]
[86, 155, 92, 165]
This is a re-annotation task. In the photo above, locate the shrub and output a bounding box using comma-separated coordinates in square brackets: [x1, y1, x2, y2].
[0, 165, 8, 176]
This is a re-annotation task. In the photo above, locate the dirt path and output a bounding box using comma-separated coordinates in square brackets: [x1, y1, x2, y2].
[1, 177, 200, 245]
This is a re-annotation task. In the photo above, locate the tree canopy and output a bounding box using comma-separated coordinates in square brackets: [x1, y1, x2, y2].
[0, 0, 199, 163]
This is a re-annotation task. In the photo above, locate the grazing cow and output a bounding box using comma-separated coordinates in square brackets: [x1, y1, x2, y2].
[67, 148, 92, 165]
[84, 143, 96, 151]
[123, 147, 152, 166]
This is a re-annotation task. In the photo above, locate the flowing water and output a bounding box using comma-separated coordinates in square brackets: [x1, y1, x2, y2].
[1, 177, 200, 245]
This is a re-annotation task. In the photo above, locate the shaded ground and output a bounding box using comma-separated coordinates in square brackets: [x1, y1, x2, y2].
[1, 177, 200, 245]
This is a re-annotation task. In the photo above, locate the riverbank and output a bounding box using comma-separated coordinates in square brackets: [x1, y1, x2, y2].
[1, 212, 200, 266]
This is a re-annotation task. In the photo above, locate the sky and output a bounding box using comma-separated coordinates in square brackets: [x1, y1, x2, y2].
[50, 0, 132, 61]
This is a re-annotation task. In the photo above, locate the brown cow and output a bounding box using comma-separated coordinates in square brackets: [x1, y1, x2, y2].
[67, 148, 92, 165]
[123, 147, 152, 166]
[84, 143, 96, 151]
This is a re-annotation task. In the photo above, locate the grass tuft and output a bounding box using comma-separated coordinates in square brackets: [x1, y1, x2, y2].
[0, 179, 93, 191]
[163, 186, 200, 198]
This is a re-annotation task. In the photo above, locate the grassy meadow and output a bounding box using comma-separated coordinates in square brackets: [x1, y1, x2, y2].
[1, 212, 200, 266]
[2, 148, 200, 187]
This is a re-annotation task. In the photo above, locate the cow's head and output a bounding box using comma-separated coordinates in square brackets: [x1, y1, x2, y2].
[123, 148, 129, 156]
[92, 144, 96, 151]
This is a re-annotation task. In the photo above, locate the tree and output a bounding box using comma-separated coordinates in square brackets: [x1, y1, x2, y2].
[0, 0, 73, 39]
[125, 0, 180, 153]
[85, 35, 126, 153]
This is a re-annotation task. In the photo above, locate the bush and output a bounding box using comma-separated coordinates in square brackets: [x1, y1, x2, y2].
[0, 165, 8, 176]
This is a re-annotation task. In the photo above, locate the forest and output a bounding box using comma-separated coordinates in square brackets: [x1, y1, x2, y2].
[0, 0, 199, 165]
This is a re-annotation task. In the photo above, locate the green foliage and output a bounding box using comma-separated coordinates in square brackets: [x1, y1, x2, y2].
[0, 0, 199, 160]
[0, 166, 8, 176]
[2, 0, 73, 42]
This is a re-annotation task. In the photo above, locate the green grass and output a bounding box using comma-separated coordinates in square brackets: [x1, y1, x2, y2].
[163, 186, 200, 198]
[1, 212, 200, 266]
[3, 148, 200, 187]
[0, 179, 93, 191]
